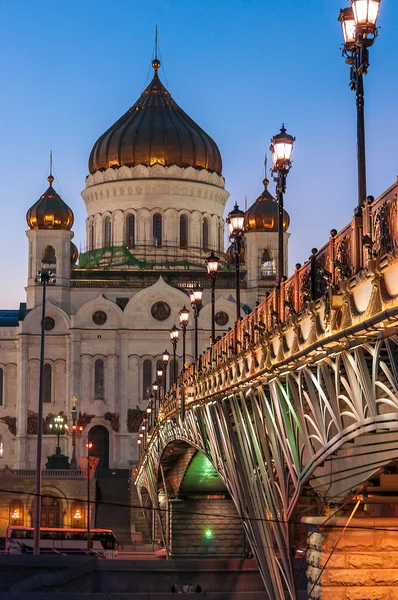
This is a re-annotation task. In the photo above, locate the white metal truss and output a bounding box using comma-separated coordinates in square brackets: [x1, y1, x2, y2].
[136, 334, 398, 600]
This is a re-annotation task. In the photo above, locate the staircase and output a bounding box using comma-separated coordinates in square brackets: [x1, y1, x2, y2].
[130, 483, 152, 547]
[95, 469, 131, 545]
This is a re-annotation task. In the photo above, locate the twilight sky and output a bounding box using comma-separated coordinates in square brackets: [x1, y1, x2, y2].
[0, 0, 397, 308]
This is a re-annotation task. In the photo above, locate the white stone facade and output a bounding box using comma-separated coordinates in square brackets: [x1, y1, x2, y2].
[0, 124, 288, 474]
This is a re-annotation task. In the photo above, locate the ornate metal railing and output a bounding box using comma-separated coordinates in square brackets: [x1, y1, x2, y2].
[156, 181, 398, 411]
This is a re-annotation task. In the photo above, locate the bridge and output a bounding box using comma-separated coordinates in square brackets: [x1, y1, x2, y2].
[135, 182, 398, 600]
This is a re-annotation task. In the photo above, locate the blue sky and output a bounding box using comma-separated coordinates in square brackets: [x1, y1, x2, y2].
[0, 0, 397, 307]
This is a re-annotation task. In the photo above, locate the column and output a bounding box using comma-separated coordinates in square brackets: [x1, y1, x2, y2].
[70, 332, 82, 402]
[15, 335, 29, 468]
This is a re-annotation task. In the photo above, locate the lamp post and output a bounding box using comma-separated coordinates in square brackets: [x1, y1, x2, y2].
[152, 380, 159, 422]
[48, 414, 68, 455]
[270, 125, 295, 284]
[206, 252, 220, 344]
[33, 268, 56, 556]
[162, 350, 170, 394]
[86, 437, 93, 552]
[226, 204, 245, 323]
[70, 397, 78, 469]
[179, 306, 190, 372]
[189, 284, 203, 361]
[169, 325, 179, 385]
[338, 0, 381, 209]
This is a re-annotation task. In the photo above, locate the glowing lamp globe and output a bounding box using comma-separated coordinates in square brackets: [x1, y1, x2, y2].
[179, 306, 190, 326]
[339, 7, 356, 48]
[351, 0, 381, 27]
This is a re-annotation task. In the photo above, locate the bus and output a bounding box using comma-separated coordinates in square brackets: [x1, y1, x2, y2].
[5, 526, 118, 558]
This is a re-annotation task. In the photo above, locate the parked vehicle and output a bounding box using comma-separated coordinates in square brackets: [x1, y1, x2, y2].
[5, 526, 118, 558]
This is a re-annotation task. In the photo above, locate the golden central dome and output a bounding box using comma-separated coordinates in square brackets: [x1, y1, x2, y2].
[88, 59, 222, 175]
[244, 179, 290, 233]
[26, 175, 74, 231]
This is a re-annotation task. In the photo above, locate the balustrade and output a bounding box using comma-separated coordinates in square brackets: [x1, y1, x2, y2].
[137, 183, 398, 430]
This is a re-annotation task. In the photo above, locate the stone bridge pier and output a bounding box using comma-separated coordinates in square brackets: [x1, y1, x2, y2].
[137, 441, 246, 558]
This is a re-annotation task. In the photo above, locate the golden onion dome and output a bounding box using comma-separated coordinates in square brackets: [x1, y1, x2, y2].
[88, 58, 222, 175]
[70, 241, 78, 265]
[244, 179, 290, 233]
[26, 175, 74, 231]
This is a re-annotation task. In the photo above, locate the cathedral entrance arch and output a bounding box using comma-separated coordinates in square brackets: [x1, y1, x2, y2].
[89, 425, 109, 469]
[41, 496, 61, 528]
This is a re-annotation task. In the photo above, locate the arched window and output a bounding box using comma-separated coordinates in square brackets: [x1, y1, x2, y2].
[153, 214, 162, 247]
[0, 367, 3, 406]
[9, 500, 24, 526]
[218, 222, 223, 253]
[94, 359, 104, 400]
[169, 359, 179, 388]
[143, 359, 152, 399]
[71, 501, 84, 528]
[90, 222, 95, 250]
[261, 249, 275, 278]
[179, 215, 188, 249]
[202, 218, 209, 250]
[42, 245, 56, 265]
[43, 364, 52, 403]
[104, 216, 112, 247]
[0, 434, 3, 457]
[126, 214, 135, 249]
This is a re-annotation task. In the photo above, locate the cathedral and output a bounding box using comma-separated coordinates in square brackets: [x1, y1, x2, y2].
[0, 55, 289, 535]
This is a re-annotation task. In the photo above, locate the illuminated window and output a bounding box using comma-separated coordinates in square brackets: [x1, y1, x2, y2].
[43, 364, 52, 403]
[104, 216, 112, 247]
[72, 501, 84, 528]
[179, 215, 188, 249]
[0, 367, 3, 406]
[202, 218, 209, 250]
[126, 214, 135, 249]
[94, 359, 104, 400]
[143, 360, 152, 399]
[261, 249, 275, 278]
[9, 500, 24, 526]
[153, 214, 162, 247]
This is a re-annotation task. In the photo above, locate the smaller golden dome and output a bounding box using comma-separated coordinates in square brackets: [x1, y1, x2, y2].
[26, 175, 74, 231]
[244, 179, 290, 233]
[70, 241, 78, 265]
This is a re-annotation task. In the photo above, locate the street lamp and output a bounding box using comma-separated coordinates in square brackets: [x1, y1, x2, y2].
[270, 125, 295, 284]
[162, 350, 170, 392]
[189, 284, 203, 361]
[48, 414, 68, 455]
[226, 204, 245, 323]
[33, 268, 56, 556]
[206, 252, 220, 344]
[86, 438, 93, 552]
[179, 306, 190, 372]
[169, 325, 179, 385]
[70, 397, 78, 469]
[338, 0, 381, 208]
[152, 380, 159, 421]
[147, 395, 154, 428]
